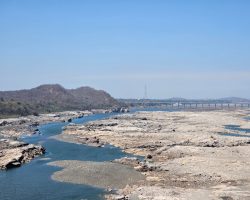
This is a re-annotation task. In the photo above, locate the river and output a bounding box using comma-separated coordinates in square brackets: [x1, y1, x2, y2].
[0, 113, 135, 200]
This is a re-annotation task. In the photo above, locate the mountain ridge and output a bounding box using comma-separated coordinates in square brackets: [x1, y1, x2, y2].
[0, 84, 122, 117]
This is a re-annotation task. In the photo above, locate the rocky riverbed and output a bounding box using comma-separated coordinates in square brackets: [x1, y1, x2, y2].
[0, 110, 94, 138]
[59, 109, 250, 200]
[0, 110, 93, 169]
[0, 108, 128, 138]
[0, 138, 45, 169]
[0, 109, 127, 170]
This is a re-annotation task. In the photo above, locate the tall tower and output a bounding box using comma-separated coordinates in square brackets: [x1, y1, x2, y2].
[144, 84, 148, 100]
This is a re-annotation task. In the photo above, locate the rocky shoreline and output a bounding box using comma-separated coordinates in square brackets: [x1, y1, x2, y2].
[0, 108, 128, 170]
[59, 109, 250, 200]
[0, 138, 45, 169]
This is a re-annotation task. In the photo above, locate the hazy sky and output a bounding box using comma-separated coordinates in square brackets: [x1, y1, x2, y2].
[0, 0, 250, 99]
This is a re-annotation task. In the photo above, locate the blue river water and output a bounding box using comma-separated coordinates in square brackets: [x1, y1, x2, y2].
[0, 113, 135, 200]
[220, 124, 250, 138]
[217, 115, 250, 138]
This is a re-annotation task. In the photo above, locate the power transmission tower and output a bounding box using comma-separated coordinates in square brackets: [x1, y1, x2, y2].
[143, 84, 148, 107]
[144, 85, 148, 100]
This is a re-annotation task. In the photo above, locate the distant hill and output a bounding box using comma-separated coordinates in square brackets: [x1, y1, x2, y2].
[118, 97, 250, 106]
[0, 84, 122, 117]
[218, 97, 250, 103]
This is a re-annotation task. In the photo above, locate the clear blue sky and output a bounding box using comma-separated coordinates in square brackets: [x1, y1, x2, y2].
[0, 0, 250, 99]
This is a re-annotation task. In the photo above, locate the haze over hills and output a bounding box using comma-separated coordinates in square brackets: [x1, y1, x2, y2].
[0, 84, 122, 117]
[118, 97, 250, 104]
[217, 97, 250, 103]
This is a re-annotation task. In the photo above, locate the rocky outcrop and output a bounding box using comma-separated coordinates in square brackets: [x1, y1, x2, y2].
[0, 110, 93, 138]
[60, 110, 250, 200]
[0, 139, 45, 170]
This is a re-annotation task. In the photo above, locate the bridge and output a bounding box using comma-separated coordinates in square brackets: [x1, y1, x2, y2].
[125, 100, 250, 109]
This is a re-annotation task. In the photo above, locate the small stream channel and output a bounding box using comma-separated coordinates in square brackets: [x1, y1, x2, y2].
[219, 116, 250, 138]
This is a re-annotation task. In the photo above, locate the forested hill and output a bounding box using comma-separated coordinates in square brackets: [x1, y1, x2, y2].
[0, 84, 122, 117]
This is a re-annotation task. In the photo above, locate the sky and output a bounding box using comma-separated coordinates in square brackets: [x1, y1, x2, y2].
[0, 0, 250, 99]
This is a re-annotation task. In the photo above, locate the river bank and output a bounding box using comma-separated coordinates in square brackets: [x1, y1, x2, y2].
[0, 108, 127, 170]
[0, 138, 45, 169]
[0, 110, 92, 169]
[59, 109, 250, 200]
[0, 112, 132, 200]
[0, 110, 108, 138]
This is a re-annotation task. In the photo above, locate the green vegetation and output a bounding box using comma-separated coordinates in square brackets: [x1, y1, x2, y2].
[0, 84, 122, 118]
[0, 100, 32, 118]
